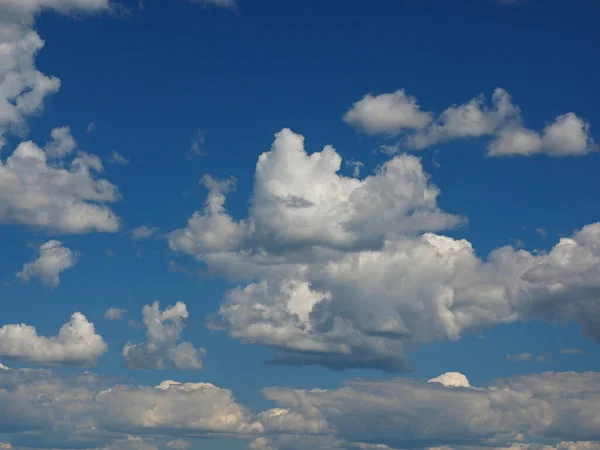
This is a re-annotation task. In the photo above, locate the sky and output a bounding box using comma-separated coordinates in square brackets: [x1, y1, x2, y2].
[0, 0, 600, 449]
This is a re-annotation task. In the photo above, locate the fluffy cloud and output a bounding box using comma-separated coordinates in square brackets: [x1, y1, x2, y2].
[0, 0, 109, 147]
[170, 128, 460, 271]
[343, 89, 432, 135]
[169, 129, 600, 372]
[0, 130, 121, 233]
[427, 371, 471, 387]
[16, 240, 78, 286]
[0, 312, 106, 366]
[122, 301, 206, 370]
[345, 88, 595, 157]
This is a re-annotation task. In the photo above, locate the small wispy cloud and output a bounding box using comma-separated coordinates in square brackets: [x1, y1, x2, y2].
[109, 151, 130, 165]
[188, 129, 206, 158]
[131, 225, 159, 240]
[560, 347, 584, 355]
[86, 122, 96, 133]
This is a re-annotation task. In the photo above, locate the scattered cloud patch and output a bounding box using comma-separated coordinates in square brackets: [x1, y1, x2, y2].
[109, 151, 130, 165]
[132, 225, 159, 240]
[561, 348, 584, 355]
[104, 307, 127, 320]
[123, 301, 206, 370]
[16, 240, 78, 286]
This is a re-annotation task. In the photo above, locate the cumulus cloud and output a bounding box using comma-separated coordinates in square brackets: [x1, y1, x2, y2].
[0, 131, 121, 233]
[16, 240, 78, 286]
[0, 312, 106, 366]
[0, 368, 258, 449]
[0, 367, 599, 449]
[0, 0, 109, 147]
[131, 225, 159, 240]
[170, 128, 461, 270]
[104, 307, 126, 320]
[122, 301, 206, 370]
[345, 88, 595, 157]
[168, 129, 600, 371]
[343, 89, 432, 135]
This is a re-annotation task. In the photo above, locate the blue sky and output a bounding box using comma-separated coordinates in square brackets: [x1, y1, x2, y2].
[1, 0, 600, 449]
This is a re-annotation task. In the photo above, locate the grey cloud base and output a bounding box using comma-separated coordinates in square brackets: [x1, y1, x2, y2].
[0, 367, 599, 450]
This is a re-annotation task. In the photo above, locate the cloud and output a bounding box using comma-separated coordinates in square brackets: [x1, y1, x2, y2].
[16, 240, 78, 286]
[170, 128, 461, 269]
[560, 348, 584, 355]
[105, 249, 116, 258]
[0, 130, 121, 233]
[168, 129, 600, 372]
[131, 225, 159, 240]
[261, 371, 600, 449]
[109, 151, 130, 165]
[346, 88, 595, 157]
[188, 129, 206, 157]
[104, 307, 126, 320]
[122, 301, 206, 370]
[0, 312, 106, 366]
[43, 126, 76, 158]
[0, 367, 599, 449]
[343, 89, 432, 135]
[86, 121, 96, 132]
[0, 368, 259, 449]
[0, 0, 110, 148]
[427, 371, 471, 387]
[506, 352, 533, 362]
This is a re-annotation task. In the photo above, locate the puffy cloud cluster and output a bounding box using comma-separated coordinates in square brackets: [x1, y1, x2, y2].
[169, 129, 600, 372]
[16, 240, 78, 286]
[0, 312, 106, 366]
[0, 367, 598, 449]
[0, 128, 121, 233]
[123, 301, 206, 370]
[170, 128, 461, 269]
[345, 88, 595, 157]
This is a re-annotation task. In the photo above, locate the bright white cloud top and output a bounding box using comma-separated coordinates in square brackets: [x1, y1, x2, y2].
[0, 312, 106, 366]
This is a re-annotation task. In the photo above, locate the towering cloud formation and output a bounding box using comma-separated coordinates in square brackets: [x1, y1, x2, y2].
[170, 129, 600, 372]
[123, 301, 206, 370]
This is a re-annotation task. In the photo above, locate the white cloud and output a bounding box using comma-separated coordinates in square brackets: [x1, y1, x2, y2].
[427, 371, 471, 387]
[109, 150, 130, 165]
[0, 131, 121, 233]
[343, 89, 432, 135]
[104, 307, 126, 320]
[43, 126, 76, 158]
[0, 312, 106, 366]
[131, 225, 159, 240]
[170, 128, 460, 269]
[16, 240, 78, 286]
[168, 129, 600, 371]
[345, 88, 595, 157]
[0, 0, 109, 148]
[188, 129, 205, 157]
[122, 301, 206, 370]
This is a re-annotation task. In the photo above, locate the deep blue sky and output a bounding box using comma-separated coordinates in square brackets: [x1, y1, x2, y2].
[1, 0, 600, 449]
